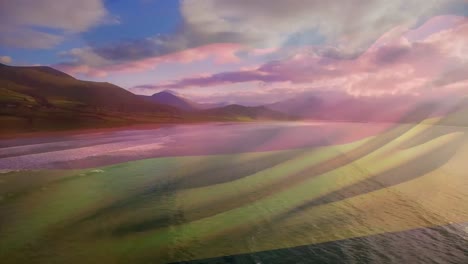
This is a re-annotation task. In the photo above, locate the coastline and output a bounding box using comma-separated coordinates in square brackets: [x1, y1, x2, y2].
[0, 119, 290, 141]
[0, 123, 166, 140]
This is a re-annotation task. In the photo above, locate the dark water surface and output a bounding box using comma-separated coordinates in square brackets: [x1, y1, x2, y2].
[174, 224, 468, 264]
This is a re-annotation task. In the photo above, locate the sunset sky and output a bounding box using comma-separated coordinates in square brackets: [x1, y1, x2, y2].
[1, 0, 468, 105]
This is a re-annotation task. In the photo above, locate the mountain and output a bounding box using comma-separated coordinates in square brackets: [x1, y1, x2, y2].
[0, 63, 290, 134]
[142, 90, 291, 120]
[268, 96, 325, 118]
[142, 90, 198, 111]
[0, 63, 184, 133]
[142, 90, 227, 111]
[0, 63, 177, 113]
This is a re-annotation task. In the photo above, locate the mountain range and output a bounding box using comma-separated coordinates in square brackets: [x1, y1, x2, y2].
[2, 62, 468, 134]
[0, 63, 289, 134]
[141, 90, 225, 111]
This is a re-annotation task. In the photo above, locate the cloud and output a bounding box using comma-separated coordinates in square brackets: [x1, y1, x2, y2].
[134, 15, 468, 100]
[66, 0, 463, 65]
[92, 38, 172, 62]
[433, 64, 468, 87]
[0, 0, 110, 49]
[179, 0, 459, 55]
[0, 25, 63, 49]
[133, 70, 279, 90]
[0, 56, 12, 64]
[55, 43, 246, 77]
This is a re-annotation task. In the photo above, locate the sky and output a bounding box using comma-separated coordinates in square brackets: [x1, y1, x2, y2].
[1, 0, 468, 105]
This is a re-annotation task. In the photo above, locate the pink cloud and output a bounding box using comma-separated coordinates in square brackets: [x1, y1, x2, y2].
[135, 15, 468, 101]
[55, 43, 245, 78]
[405, 15, 467, 41]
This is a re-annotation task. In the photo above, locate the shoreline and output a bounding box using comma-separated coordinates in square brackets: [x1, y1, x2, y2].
[0, 123, 167, 140]
[0, 120, 290, 141]
[0, 118, 445, 141]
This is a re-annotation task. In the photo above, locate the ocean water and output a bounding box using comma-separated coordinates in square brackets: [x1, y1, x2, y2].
[174, 224, 468, 264]
[1, 121, 467, 263]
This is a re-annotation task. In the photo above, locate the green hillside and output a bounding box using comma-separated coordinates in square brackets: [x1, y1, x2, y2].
[0, 63, 183, 133]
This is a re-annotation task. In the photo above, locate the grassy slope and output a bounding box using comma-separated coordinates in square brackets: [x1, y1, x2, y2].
[0, 64, 183, 133]
[1, 119, 468, 263]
